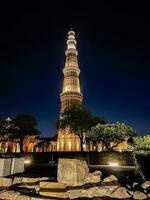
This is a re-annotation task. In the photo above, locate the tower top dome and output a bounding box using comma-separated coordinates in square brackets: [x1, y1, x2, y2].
[68, 29, 75, 36]
[67, 29, 76, 50]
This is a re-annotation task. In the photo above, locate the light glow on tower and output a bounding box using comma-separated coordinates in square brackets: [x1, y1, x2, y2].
[57, 29, 83, 151]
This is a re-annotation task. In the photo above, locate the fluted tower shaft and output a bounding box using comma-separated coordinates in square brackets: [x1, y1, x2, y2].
[57, 30, 82, 151]
[60, 30, 83, 114]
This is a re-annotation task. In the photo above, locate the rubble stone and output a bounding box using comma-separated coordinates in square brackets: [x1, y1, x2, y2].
[110, 186, 131, 199]
[141, 181, 150, 189]
[67, 186, 119, 199]
[92, 170, 102, 176]
[85, 172, 101, 183]
[13, 177, 23, 185]
[0, 177, 12, 188]
[103, 174, 118, 183]
[0, 190, 20, 200]
[133, 191, 147, 199]
[16, 195, 31, 200]
[57, 158, 89, 185]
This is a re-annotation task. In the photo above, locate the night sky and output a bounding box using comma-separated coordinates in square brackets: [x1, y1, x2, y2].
[0, 1, 150, 137]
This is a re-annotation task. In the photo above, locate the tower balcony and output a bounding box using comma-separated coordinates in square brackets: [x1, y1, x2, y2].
[63, 67, 80, 76]
[65, 49, 78, 56]
[60, 91, 83, 102]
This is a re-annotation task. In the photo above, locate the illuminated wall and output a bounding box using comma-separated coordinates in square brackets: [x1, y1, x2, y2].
[57, 129, 80, 151]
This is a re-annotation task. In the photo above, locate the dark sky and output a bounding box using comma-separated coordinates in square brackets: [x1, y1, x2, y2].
[0, 1, 150, 137]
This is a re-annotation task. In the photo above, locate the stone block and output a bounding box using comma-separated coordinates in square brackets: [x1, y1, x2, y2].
[141, 181, 150, 189]
[18, 184, 39, 190]
[31, 197, 51, 200]
[11, 158, 24, 174]
[16, 195, 31, 200]
[13, 177, 23, 185]
[92, 170, 102, 176]
[66, 189, 84, 199]
[57, 158, 89, 185]
[67, 186, 119, 199]
[0, 177, 12, 188]
[110, 187, 131, 199]
[22, 177, 49, 183]
[103, 174, 118, 183]
[88, 186, 119, 198]
[39, 181, 67, 198]
[39, 191, 67, 198]
[85, 172, 101, 184]
[133, 191, 147, 199]
[15, 177, 49, 191]
[39, 181, 67, 189]
[0, 158, 12, 176]
[0, 190, 20, 200]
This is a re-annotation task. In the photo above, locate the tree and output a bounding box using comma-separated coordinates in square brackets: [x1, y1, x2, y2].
[130, 135, 150, 151]
[89, 116, 106, 127]
[0, 117, 19, 140]
[89, 122, 136, 151]
[12, 113, 40, 152]
[56, 105, 106, 151]
[129, 135, 150, 182]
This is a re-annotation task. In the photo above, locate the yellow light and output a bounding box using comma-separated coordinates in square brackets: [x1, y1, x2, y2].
[68, 141, 71, 151]
[109, 162, 119, 167]
[24, 159, 31, 164]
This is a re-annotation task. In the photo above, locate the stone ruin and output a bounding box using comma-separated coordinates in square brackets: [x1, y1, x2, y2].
[0, 157, 149, 199]
[0, 157, 24, 176]
[57, 158, 101, 185]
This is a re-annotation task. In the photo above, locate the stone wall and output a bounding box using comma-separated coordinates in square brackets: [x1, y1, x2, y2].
[0, 157, 24, 177]
[0, 158, 12, 176]
[11, 157, 24, 174]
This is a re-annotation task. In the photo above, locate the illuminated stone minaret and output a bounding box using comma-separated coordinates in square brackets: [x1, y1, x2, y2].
[60, 30, 83, 113]
[57, 29, 83, 151]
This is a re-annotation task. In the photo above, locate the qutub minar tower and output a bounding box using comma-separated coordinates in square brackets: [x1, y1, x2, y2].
[57, 29, 83, 151]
